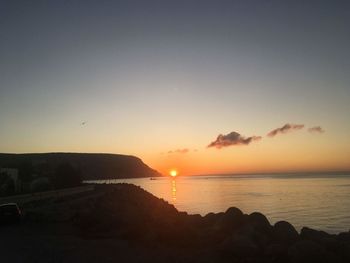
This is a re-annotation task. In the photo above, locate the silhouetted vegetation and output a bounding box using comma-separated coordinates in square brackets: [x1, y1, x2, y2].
[0, 172, 15, 196]
[53, 163, 82, 189]
[18, 161, 34, 182]
[30, 177, 51, 192]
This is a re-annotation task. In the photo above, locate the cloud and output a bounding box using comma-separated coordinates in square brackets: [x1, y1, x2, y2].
[267, 123, 304, 137]
[168, 148, 190, 154]
[308, 126, 325, 134]
[208, 131, 262, 149]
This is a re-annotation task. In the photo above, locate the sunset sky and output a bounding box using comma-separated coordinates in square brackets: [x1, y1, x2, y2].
[1, 1, 349, 175]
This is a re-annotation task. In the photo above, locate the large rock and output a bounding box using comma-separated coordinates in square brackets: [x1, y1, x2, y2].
[301, 227, 333, 241]
[220, 234, 259, 258]
[336, 232, 350, 261]
[273, 221, 299, 244]
[248, 212, 272, 234]
[237, 222, 255, 237]
[225, 207, 244, 218]
[214, 207, 244, 232]
[300, 227, 344, 253]
[341, 244, 350, 262]
[235, 222, 272, 249]
[288, 240, 341, 263]
[186, 214, 203, 227]
[265, 243, 288, 261]
[203, 212, 222, 227]
[337, 231, 350, 243]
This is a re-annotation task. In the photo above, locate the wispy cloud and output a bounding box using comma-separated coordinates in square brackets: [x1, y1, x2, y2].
[308, 126, 325, 134]
[267, 123, 304, 137]
[208, 131, 262, 149]
[168, 148, 190, 154]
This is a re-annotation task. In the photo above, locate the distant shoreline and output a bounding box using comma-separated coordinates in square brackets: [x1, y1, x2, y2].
[189, 170, 350, 177]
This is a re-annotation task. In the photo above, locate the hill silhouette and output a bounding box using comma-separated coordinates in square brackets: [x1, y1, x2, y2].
[0, 153, 161, 180]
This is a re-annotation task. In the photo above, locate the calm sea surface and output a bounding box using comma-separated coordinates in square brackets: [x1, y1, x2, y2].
[87, 174, 350, 233]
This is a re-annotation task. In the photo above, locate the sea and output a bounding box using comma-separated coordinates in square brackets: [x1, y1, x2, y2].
[86, 174, 350, 234]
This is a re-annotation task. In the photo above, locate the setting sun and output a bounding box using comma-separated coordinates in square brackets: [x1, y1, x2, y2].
[170, 170, 178, 177]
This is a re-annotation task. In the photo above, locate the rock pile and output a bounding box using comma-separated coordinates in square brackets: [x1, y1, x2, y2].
[74, 184, 350, 263]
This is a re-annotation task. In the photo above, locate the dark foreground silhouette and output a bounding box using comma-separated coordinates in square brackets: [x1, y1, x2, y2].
[0, 153, 161, 181]
[1, 184, 350, 263]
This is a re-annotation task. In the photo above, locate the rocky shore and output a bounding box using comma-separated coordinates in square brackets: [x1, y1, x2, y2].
[2, 183, 350, 263]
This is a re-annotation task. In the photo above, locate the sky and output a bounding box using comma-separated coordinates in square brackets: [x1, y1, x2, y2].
[0, 0, 349, 175]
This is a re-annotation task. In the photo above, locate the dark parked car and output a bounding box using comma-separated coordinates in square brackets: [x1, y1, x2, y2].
[0, 203, 21, 224]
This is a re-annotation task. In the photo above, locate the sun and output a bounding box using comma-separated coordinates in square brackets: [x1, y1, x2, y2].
[170, 169, 178, 177]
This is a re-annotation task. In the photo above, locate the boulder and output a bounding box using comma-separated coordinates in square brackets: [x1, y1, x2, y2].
[337, 232, 350, 243]
[273, 221, 299, 244]
[225, 207, 244, 218]
[342, 244, 350, 262]
[214, 207, 244, 232]
[237, 222, 255, 237]
[288, 240, 341, 263]
[187, 213, 203, 227]
[265, 243, 288, 260]
[335, 232, 350, 261]
[248, 212, 272, 234]
[320, 237, 343, 253]
[236, 222, 272, 249]
[301, 227, 333, 242]
[203, 212, 223, 227]
[300, 227, 346, 254]
[220, 234, 259, 258]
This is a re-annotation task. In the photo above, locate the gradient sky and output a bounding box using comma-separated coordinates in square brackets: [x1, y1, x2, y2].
[1, 1, 349, 175]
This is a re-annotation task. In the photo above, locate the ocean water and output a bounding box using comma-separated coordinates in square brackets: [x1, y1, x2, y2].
[87, 174, 350, 233]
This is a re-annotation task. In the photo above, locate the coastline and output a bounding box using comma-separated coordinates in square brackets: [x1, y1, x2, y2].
[88, 175, 350, 234]
[1, 183, 349, 263]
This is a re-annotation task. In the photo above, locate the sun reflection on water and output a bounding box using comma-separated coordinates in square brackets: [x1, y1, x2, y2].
[171, 179, 177, 201]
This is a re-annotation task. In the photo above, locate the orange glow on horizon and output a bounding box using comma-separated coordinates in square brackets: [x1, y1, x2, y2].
[143, 130, 350, 176]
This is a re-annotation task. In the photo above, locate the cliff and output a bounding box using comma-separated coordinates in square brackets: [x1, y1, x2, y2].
[0, 153, 161, 180]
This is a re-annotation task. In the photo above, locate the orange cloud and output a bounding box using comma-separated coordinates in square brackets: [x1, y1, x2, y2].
[308, 126, 325, 134]
[208, 131, 262, 149]
[267, 123, 304, 137]
[168, 148, 190, 154]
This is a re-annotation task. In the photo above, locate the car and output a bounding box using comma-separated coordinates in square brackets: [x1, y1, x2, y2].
[0, 203, 21, 224]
